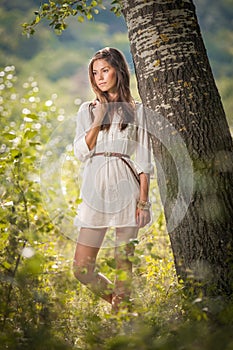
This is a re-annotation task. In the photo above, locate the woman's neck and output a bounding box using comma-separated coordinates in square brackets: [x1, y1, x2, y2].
[108, 92, 118, 102]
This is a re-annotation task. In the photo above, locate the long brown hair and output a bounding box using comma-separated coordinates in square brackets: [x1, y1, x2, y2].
[88, 47, 135, 131]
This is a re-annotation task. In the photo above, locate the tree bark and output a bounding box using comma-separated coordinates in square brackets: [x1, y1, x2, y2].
[122, 0, 233, 295]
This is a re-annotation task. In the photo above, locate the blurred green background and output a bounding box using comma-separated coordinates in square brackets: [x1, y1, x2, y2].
[0, 0, 232, 126]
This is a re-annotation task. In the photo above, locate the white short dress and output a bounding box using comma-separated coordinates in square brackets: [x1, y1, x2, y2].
[73, 102, 153, 228]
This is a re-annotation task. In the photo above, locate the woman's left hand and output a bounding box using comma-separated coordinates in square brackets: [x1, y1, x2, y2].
[136, 208, 151, 228]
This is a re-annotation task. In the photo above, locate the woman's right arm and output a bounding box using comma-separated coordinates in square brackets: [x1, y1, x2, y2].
[85, 101, 106, 150]
[73, 101, 106, 161]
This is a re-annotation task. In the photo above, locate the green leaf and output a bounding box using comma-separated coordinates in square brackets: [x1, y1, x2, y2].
[151, 253, 162, 260]
[27, 114, 38, 120]
[42, 3, 50, 11]
[10, 149, 22, 159]
[77, 15, 84, 23]
[128, 255, 141, 265]
[23, 155, 36, 164]
[35, 15, 41, 24]
[24, 129, 38, 139]
[2, 261, 12, 270]
[55, 23, 62, 29]
[21, 254, 44, 275]
[3, 132, 16, 140]
[106, 258, 116, 269]
[116, 269, 128, 281]
[29, 141, 41, 146]
[75, 198, 82, 205]
[0, 164, 6, 174]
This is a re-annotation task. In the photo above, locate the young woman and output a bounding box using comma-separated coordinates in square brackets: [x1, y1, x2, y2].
[73, 47, 152, 312]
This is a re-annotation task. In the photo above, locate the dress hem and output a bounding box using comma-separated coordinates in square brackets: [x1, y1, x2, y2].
[74, 223, 138, 229]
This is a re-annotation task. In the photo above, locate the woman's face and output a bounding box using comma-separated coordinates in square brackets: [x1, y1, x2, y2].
[92, 59, 117, 94]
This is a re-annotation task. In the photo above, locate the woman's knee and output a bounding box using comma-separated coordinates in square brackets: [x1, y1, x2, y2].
[73, 261, 96, 285]
[73, 240, 100, 284]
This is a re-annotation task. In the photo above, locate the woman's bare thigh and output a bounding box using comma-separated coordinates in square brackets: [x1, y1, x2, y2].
[74, 227, 107, 268]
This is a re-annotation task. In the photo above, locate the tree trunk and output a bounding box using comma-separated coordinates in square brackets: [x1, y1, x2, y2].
[122, 0, 233, 295]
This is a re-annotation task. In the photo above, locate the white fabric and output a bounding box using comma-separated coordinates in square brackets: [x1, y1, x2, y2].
[73, 102, 153, 228]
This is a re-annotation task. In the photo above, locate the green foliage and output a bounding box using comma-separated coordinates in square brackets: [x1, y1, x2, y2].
[0, 66, 76, 348]
[22, 0, 122, 36]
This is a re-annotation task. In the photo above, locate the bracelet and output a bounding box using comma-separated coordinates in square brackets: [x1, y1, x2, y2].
[137, 200, 151, 211]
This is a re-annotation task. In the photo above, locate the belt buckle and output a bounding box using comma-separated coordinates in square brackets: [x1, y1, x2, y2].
[104, 152, 112, 157]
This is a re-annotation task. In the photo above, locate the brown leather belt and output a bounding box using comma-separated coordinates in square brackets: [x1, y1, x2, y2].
[92, 152, 140, 184]
[93, 152, 129, 158]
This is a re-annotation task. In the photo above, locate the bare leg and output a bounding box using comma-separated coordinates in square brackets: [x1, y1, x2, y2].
[112, 227, 139, 312]
[73, 227, 113, 303]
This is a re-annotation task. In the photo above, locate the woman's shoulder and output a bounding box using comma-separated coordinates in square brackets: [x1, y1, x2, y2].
[78, 101, 92, 113]
[76, 101, 94, 127]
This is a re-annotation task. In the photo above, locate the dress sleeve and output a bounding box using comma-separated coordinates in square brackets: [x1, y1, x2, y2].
[134, 104, 153, 175]
[73, 102, 95, 162]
